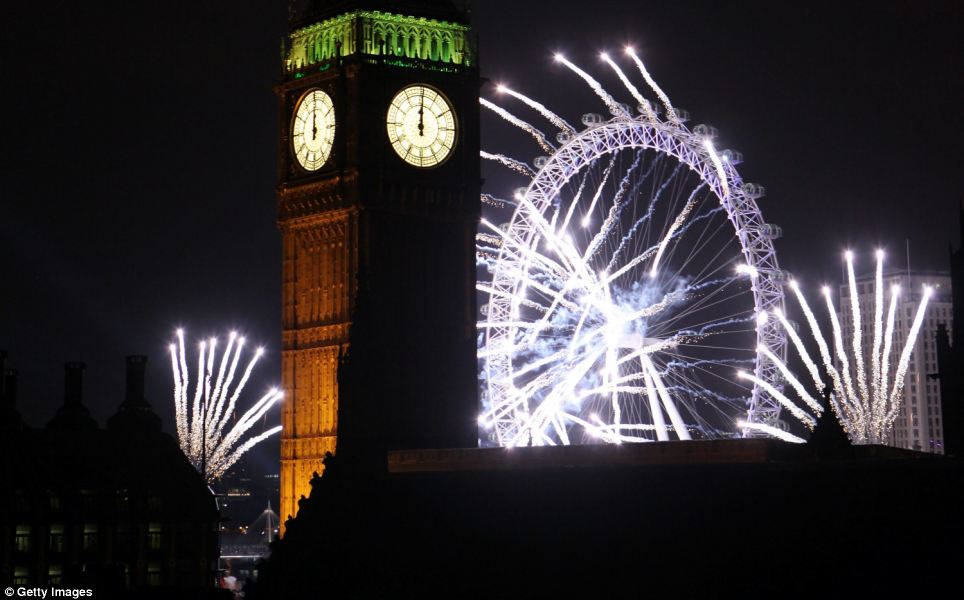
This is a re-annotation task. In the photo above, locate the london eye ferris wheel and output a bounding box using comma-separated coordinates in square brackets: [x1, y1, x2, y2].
[477, 48, 788, 447]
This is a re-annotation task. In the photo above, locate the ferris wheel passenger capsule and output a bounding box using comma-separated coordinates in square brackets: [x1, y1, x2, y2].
[480, 303, 489, 317]
[769, 372, 787, 386]
[636, 99, 662, 116]
[721, 149, 743, 164]
[766, 269, 794, 283]
[611, 102, 632, 117]
[533, 156, 549, 169]
[693, 124, 718, 139]
[556, 131, 573, 144]
[759, 224, 783, 239]
[741, 182, 766, 198]
[513, 187, 528, 200]
[581, 113, 604, 127]
[673, 108, 691, 123]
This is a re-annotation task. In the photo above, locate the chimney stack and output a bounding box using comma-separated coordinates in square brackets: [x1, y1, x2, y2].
[3, 369, 18, 411]
[108, 355, 160, 433]
[125, 355, 148, 406]
[64, 362, 85, 407]
[0, 350, 7, 402]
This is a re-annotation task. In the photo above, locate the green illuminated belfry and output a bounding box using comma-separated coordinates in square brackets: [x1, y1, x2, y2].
[285, 1, 474, 73]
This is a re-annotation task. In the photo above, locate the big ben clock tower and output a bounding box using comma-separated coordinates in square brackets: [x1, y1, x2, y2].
[277, 0, 480, 526]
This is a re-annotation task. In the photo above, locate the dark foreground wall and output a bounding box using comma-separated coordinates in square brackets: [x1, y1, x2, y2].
[257, 444, 964, 597]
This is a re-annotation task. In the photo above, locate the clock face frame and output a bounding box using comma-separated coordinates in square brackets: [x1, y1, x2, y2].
[386, 85, 458, 168]
[291, 88, 336, 172]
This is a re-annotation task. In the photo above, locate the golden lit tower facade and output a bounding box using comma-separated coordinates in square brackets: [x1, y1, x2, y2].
[277, 0, 480, 526]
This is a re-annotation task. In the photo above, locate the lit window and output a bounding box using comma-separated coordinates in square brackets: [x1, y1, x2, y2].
[47, 565, 62, 586]
[83, 524, 98, 552]
[13, 567, 29, 585]
[147, 562, 162, 586]
[148, 523, 162, 550]
[49, 524, 64, 553]
[15, 524, 31, 552]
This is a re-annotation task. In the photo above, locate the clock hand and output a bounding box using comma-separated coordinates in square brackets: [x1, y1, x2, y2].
[418, 92, 425, 137]
[311, 112, 317, 141]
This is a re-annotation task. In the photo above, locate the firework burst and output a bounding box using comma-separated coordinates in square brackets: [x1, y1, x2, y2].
[169, 329, 283, 482]
[757, 251, 932, 444]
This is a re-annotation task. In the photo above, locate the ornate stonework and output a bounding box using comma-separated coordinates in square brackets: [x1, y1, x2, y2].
[286, 10, 473, 73]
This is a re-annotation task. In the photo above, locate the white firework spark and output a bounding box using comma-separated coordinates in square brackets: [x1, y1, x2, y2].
[169, 329, 283, 482]
[751, 251, 933, 444]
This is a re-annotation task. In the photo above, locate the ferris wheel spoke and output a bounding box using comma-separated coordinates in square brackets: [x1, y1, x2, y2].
[606, 162, 687, 272]
[646, 273, 749, 335]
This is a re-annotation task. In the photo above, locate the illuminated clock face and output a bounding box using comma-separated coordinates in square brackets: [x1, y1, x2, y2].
[386, 85, 457, 168]
[291, 89, 335, 171]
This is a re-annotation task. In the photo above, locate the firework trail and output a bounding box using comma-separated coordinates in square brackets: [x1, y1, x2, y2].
[625, 46, 679, 124]
[757, 343, 822, 415]
[600, 52, 657, 121]
[878, 284, 900, 426]
[496, 84, 576, 134]
[480, 151, 535, 176]
[703, 139, 731, 199]
[885, 286, 932, 421]
[607, 162, 687, 271]
[481, 193, 515, 208]
[871, 251, 885, 410]
[845, 252, 871, 413]
[480, 98, 555, 154]
[581, 154, 617, 227]
[555, 54, 629, 117]
[823, 287, 860, 409]
[650, 182, 704, 277]
[738, 370, 816, 429]
[771, 307, 824, 397]
[787, 282, 831, 393]
[170, 329, 283, 482]
[737, 420, 805, 444]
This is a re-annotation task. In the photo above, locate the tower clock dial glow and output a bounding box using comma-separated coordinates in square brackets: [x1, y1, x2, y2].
[291, 89, 335, 171]
[387, 85, 457, 168]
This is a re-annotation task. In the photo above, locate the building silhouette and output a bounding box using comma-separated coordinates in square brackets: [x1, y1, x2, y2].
[277, 0, 481, 526]
[838, 270, 951, 452]
[0, 354, 220, 596]
[937, 208, 964, 455]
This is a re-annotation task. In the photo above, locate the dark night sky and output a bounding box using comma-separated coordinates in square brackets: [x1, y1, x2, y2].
[2, 1, 961, 473]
